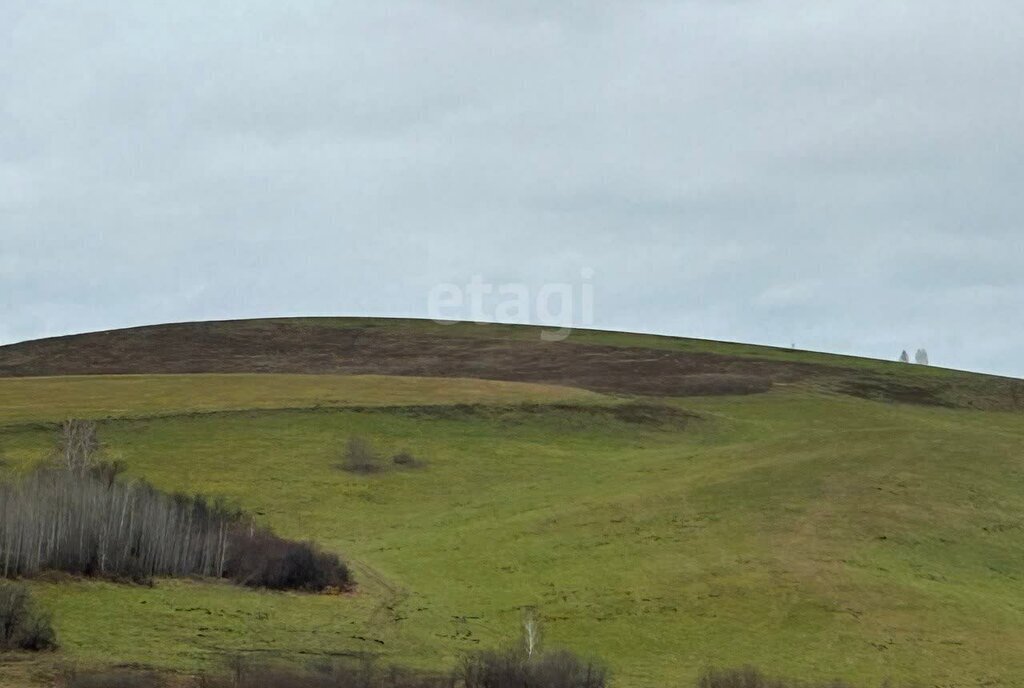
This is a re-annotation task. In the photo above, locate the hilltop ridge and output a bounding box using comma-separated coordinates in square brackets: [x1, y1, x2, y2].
[1, 318, 1020, 410]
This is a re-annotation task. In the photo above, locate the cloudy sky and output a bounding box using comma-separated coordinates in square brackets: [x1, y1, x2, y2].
[2, 1, 1022, 377]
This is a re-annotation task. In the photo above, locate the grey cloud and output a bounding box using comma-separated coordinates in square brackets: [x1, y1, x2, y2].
[1, 1, 1022, 376]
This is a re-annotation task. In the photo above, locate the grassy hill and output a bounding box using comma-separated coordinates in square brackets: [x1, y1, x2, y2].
[1, 318, 1022, 687]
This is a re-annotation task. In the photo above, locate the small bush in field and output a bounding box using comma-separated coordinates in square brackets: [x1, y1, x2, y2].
[226, 527, 350, 591]
[339, 437, 383, 474]
[391, 451, 425, 469]
[0, 581, 58, 651]
[697, 666, 854, 688]
[459, 647, 607, 688]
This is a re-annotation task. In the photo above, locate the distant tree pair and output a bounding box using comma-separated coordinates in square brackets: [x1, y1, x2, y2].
[899, 349, 929, 365]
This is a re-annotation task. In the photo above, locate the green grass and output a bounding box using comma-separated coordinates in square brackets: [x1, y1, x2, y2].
[0, 374, 604, 425]
[2, 370, 1024, 687]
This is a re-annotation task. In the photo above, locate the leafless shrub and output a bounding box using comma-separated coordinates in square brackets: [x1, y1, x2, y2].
[226, 526, 349, 591]
[339, 437, 383, 474]
[52, 419, 101, 475]
[0, 581, 57, 651]
[697, 666, 854, 688]
[61, 669, 164, 688]
[90, 459, 128, 487]
[459, 647, 606, 688]
[199, 658, 452, 688]
[391, 452, 425, 469]
[335, 436, 426, 473]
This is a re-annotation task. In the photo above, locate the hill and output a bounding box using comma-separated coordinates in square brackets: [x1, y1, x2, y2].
[2, 318, 1022, 409]
[1, 318, 1022, 687]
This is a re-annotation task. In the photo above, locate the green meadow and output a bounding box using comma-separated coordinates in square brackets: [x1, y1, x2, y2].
[2, 371, 1023, 687]
[1, 321, 1022, 687]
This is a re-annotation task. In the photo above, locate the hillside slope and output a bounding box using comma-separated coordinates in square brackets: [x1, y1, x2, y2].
[1, 318, 1021, 409]
[1, 318, 1022, 688]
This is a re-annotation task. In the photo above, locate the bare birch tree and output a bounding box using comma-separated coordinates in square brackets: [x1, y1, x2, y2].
[521, 607, 543, 659]
[52, 420, 101, 474]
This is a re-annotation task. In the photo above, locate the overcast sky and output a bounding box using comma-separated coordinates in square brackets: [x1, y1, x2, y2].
[2, 1, 1022, 377]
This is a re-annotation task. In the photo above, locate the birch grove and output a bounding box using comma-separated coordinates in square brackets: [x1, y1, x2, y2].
[0, 420, 349, 590]
[0, 467, 349, 590]
[0, 468, 235, 580]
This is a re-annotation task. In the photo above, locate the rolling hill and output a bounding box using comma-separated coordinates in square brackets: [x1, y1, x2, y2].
[1, 318, 1022, 687]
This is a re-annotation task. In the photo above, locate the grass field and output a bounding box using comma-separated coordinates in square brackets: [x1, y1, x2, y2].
[0, 374, 605, 425]
[1, 320, 1023, 687]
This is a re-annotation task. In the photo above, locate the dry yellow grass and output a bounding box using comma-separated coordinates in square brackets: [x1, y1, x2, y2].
[0, 374, 606, 425]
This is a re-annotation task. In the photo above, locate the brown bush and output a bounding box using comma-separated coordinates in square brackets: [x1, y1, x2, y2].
[225, 526, 350, 591]
[62, 669, 164, 688]
[459, 648, 607, 688]
[391, 452, 425, 469]
[697, 666, 854, 688]
[199, 658, 451, 688]
[338, 437, 383, 474]
[0, 581, 57, 651]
